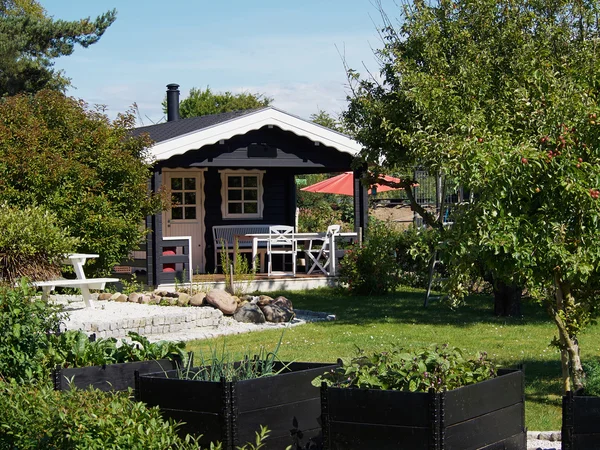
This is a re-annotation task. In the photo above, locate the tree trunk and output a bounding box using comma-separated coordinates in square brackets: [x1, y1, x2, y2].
[552, 277, 585, 393]
[493, 280, 522, 317]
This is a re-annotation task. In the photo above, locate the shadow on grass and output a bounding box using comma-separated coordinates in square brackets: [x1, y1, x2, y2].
[277, 287, 552, 327]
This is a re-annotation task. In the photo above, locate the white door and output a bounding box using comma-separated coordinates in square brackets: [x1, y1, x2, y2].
[163, 170, 205, 274]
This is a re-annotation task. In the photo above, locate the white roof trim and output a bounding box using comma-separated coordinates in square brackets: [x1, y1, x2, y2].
[149, 107, 362, 161]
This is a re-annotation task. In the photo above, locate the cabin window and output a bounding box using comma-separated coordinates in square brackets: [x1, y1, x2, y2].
[220, 169, 265, 219]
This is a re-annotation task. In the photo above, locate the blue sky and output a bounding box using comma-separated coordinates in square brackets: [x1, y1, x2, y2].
[42, 1, 384, 126]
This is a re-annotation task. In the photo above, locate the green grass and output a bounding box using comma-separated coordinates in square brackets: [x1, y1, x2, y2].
[186, 287, 600, 431]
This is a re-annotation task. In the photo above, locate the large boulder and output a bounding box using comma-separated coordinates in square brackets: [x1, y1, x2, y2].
[233, 303, 266, 324]
[190, 292, 207, 306]
[260, 303, 295, 323]
[273, 296, 293, 310]
[206, 289, 237, 315]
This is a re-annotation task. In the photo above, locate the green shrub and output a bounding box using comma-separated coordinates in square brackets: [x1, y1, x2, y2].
[0, 203, 78, 284]
[0, 378, 199, 449]
[0, 91, 162, 275]
[314, 344, 497, 393]
[0, 283, 65, 381]
[397, 225, 441, 288]
[583, 358, 600, 396]
[338, 219, 402, 295]
[0, 378, 273, 449]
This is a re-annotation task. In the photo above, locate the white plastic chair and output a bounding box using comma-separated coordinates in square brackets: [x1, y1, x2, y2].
[306, 224, 341, 275]
[267, 225, 297, 276]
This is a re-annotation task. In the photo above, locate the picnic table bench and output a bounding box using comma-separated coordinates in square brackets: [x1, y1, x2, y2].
[32, 254, 118, 309]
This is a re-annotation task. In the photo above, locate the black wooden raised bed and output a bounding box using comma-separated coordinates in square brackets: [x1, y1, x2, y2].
[562, 390, 600, 449]
[53, 358, 181, 392]
[135, 361, 337, 450]
[320, 368, 526, 450]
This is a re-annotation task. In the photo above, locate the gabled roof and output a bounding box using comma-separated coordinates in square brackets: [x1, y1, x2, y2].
[132, 107, 362, 162]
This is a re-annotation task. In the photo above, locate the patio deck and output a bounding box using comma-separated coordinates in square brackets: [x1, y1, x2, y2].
[158, 272, 338, 293]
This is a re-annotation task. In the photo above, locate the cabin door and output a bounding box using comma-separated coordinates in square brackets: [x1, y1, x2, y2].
[163, 170, 205, 274]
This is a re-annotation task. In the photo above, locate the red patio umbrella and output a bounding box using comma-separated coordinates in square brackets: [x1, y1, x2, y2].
[300, 172, 402, 196]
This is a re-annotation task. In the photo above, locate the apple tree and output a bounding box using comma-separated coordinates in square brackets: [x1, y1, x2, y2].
[344, 0, 600, 392]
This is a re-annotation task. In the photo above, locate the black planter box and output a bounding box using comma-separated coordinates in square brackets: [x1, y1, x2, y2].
[135, 361, 337, 450]
[320, 369, 526, 450]
[52, 358, 181, 392]
[562, 390, 600, 449]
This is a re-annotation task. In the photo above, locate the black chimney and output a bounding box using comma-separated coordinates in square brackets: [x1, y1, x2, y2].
[166, 83, 180, 122]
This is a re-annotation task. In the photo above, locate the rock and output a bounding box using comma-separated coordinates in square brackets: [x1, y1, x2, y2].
[140, 295, 151, 304]
[273, 296, 293, 310]
[149, 293, 161, 305]
[257, 295, 274, 306]
[177, 292, 191, 306]
[154, 290, 168, 297]
[115, 294, 128, 303]
[190, 292, 206, 306]
[165, 291, 179, 298]
[167, 297, 179, 306]
[128, 293, 142, 303]
[240, 294, 255, 302]
[233, 303, 266, 324]
[206, 289, 237, 315]
[110, 292, 122, 301]
[98, 293, 112, 300]
[260, 304, 295, 323]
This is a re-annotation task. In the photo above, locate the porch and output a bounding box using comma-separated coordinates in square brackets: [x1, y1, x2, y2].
[158, 272, 338, 293]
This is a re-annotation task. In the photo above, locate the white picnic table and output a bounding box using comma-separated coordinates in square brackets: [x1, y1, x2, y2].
[32, 253, 118, 309]
[244, 231, 357, 276]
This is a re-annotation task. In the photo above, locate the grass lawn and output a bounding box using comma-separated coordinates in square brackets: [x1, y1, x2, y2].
[186, 287, 600, 431]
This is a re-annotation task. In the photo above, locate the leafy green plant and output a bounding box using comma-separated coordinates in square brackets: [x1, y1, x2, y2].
[338, 219, 402, 295]
[0, 282, 65, 381]
[120, 272, 145, 295]
[314, 344, 497, 393]
[50, 330, 188, 368]
[179, 331, 289, 382]
[0, 203, 79, 284]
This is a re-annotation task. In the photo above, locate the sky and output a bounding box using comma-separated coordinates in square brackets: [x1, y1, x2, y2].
[42, 0, 387, 126]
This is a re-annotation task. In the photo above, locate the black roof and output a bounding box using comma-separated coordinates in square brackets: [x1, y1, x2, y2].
[131, 108, 266, 144]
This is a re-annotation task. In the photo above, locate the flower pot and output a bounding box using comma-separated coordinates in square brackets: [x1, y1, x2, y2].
[135, 361, 338, 450]
[320, 368, 526, 450]
[562, 390, 600, 449]
[52, 358, 182, 392]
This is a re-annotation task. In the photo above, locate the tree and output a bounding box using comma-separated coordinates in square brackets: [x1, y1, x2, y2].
[0, 90, 161, 274]
[0, 0, 116, 96]
[345, 0, 600, 392]
[310, 109, 346, 133]
[168, 86, 272, 119]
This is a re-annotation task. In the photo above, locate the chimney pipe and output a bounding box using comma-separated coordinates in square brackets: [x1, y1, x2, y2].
[166, 83, 180, 122]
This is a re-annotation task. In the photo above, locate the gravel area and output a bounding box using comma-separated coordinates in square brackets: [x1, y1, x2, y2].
[527, 431, 561, 449]
[51, 294, 335, 342]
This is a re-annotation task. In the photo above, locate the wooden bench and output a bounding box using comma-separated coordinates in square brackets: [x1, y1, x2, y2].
[213, 224, 274, 272]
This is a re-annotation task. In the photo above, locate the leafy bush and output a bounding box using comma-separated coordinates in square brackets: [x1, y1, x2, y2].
[0, 91, 162, 275]
[583, 358, 600, 396]
[398, 225, 442, 288]
[338, 219, 402, 295]
[0, 204, 79, 284]
[50, 330, 188, 368]
[0, 283, 65, 381]
[0, 378, 200, 449]
[314, 344, 497, 393]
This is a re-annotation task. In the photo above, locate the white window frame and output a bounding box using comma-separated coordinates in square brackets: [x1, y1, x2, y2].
[219, 169, 265, 219]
